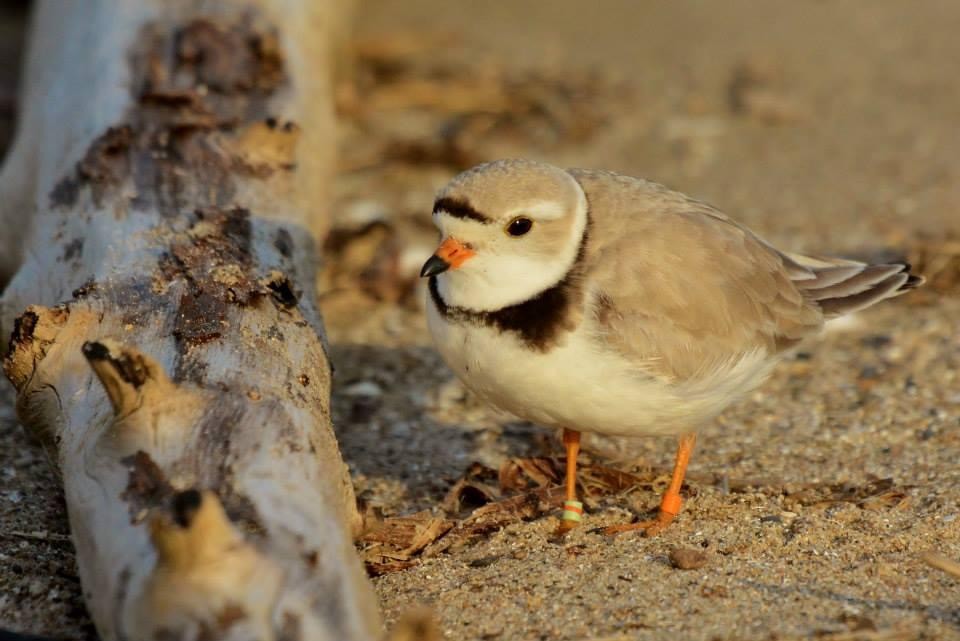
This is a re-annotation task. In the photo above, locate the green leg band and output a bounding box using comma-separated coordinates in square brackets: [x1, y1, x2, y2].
[562, 500, 583, 522]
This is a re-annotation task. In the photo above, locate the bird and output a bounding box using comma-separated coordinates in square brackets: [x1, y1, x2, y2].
[420, 159, 923, 536]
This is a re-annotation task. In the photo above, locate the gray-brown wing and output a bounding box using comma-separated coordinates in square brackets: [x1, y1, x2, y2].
[571, 169, 824, 382]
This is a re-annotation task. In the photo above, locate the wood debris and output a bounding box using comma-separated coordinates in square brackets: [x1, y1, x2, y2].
[781, 477, 911, 511]
[358, 454, 917, 575]
[441, 461, 500, 514]
[921, 552, 960, 579]
[359, 510, 455, 575]
[337, 31, 635, 173]
[1, 530, 72, 543]
[358, 457, 657, 574]
[497, 456, 560, 493]
[322, 220, 415, 304]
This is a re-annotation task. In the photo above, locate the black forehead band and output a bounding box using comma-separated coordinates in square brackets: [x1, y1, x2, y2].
[432, 197, 492, 224]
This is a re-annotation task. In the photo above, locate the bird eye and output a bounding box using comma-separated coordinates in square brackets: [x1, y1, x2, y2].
[506, 217, 533, 237]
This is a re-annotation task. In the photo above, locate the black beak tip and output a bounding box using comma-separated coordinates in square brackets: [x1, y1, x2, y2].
[420, 254, 451, 278]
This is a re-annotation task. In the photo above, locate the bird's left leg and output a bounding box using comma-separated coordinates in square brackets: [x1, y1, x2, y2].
[603, 432, 696, 537]
[556, 428, 582, 533]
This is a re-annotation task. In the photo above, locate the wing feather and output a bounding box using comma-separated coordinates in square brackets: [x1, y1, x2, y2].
[569, 170, 823, 382]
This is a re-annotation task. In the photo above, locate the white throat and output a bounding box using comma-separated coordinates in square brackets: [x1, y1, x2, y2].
[434, 189, 589, 312]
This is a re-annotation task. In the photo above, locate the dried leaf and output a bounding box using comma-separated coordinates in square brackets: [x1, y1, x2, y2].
[441, 462, 500, 513]
[498, 457, 560, 493]
[580, 465, 651, 496]
[858, 490, 909, 511]
[366, 559, 420, 577]
[359, 457, 687, 574]
[360, 510, 454, 559]
[783, 477, 911, 510]
[440, 479, 499, 514]
[497, 457, 650, 497]
[425, 486, 565, 556]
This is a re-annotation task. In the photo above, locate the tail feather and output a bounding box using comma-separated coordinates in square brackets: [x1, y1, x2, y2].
[804, 264, 905, 300]
[788, 253, 925, 319]
[798, 264, 874, 290]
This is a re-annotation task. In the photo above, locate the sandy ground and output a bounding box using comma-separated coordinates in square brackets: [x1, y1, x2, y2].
[2, 1, 960, 640]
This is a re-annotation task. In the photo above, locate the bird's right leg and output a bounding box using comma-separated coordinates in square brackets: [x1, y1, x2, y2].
[603, 432, 696, 536]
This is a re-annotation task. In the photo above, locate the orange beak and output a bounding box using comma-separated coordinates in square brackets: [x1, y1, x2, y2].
[420, 238, 475, 277]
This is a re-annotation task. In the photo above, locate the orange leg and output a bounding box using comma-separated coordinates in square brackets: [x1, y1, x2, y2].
[603, 432, 697, 537]
[556, 428, 582, 533]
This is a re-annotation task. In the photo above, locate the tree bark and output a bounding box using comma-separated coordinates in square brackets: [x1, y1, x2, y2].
[0, 1, 380, 640]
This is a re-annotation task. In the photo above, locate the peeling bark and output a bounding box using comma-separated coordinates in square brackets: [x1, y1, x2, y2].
[0, 1, 380, 640]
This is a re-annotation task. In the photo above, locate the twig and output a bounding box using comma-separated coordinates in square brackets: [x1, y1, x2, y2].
[922, 552, 960, 578]
[1, 530, 72, 543]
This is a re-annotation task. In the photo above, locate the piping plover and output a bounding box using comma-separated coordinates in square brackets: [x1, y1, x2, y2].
[420, 159, 923, 535]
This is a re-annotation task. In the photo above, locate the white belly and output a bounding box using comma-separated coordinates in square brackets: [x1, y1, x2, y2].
[426, 301, 776, 437]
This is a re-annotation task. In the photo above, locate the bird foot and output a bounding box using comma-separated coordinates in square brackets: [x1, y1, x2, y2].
[600, 511, 676, 537]
[554, 519, 578, 536]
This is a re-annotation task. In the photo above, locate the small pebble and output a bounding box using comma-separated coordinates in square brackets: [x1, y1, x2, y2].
[467, 555, 501, 568]
[669, 547, 709, 570]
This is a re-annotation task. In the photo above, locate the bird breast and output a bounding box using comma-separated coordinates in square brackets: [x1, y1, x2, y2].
[426, 297, 775, 437]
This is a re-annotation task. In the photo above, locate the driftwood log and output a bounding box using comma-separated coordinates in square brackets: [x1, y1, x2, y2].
[0, 1, 382, 639]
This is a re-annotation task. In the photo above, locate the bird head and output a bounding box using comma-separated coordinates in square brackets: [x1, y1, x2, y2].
[421, 159, 588, 311]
